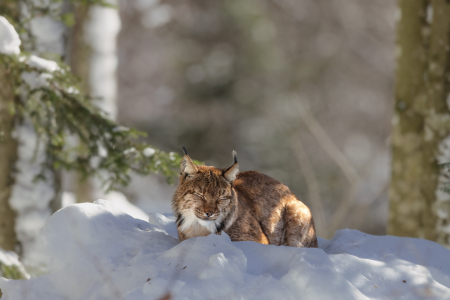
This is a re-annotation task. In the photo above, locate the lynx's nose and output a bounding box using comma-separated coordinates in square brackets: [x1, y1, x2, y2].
[205, 211, 214, 217]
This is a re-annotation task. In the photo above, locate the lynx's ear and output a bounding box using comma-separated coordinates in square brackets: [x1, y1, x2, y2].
[180, 146, 198, 176]
[224, 150, 239, 182]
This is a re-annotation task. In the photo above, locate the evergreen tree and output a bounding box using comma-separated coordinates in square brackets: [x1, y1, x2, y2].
[0, 0, 187, 265]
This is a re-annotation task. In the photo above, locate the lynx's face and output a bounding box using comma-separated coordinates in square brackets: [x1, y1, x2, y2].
[172, 150, 239, 234]
[182, 174, 233, 223]
[174, 166, 233, 226]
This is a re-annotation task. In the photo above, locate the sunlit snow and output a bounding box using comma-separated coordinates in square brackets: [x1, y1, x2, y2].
[1, 200, 450, 300]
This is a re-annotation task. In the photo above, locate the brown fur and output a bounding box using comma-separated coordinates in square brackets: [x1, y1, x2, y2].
[171, 151, 318, 248]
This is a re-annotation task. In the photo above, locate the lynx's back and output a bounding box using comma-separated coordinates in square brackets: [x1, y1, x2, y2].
[229, 171, 318, 247]
[172, 148, 318, 248]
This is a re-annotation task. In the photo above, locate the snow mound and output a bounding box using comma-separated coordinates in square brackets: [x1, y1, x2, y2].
[1, 200, 450, 300]
[0, 16, 21, 55]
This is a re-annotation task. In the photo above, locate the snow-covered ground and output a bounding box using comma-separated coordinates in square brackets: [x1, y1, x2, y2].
[1, 200, 450, 300]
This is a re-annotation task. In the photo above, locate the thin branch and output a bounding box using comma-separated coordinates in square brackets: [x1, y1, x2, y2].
[352, 183, 389, 228]
[329, 149, 386, 232]
[294, 96, 359, 183]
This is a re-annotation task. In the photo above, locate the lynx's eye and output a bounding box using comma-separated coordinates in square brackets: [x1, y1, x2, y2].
[193, 193, 204, 199]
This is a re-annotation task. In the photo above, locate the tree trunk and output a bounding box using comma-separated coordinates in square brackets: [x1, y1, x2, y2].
[389, 0, 450, 245]
[66, 2, 96, 203]
[68, 1, 120, 203]
[4, 1, 66, 272]
[424, 0, 450, 245]
[0, 61, 18, 252]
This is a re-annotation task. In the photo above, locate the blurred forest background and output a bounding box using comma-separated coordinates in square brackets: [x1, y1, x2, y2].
[114, 0, 396, 238]
[5, 0, 450, 292]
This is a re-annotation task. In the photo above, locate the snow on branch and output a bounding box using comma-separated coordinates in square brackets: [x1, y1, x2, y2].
[0, 16, 20, 55]
[0, 247, 29, 280]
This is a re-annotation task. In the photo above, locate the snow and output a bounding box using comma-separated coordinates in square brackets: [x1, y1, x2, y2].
[26, 55, 60, 72]
[21, 71, 53, 89]
[20, 55, 61, 89]
[0, 16, 21, 55]
[143, 147, 156, 157]
[1, 200, 450, 300]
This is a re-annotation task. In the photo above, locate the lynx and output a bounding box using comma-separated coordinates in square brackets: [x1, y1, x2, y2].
[171, 147, 318, 248]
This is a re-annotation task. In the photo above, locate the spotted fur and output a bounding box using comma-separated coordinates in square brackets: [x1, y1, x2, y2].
[171, 150, 318, 248]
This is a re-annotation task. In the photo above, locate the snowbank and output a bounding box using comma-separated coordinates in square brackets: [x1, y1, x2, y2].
[1, 200, 450, 300]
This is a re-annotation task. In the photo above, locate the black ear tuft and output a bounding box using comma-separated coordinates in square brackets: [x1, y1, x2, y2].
[232, 150, 237, 164]
[181, 146, 188, 155]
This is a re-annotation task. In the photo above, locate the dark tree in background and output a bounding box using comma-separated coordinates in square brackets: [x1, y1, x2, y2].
[389, 0, 450, 245]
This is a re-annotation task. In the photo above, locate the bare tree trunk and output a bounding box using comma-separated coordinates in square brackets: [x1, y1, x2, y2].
[68, 1, 121, 203]
[0, 61, 18, 252]
[67, 2, 91, 92]
[66, 2, 96, 203]
[388, 0, 428, 238]
[389, 0, 450, 244]
[5, 0, 66, 272]
[424, 0, 450, 245]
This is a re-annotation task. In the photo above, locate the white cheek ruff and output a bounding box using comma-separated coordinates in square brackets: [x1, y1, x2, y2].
[198, 219, 213, 227]
[179, 211, 199, 232]
[179, 210, 222, 234]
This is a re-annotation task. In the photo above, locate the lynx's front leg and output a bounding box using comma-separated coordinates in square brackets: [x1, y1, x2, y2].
[177, 225, 213, 242]
[226, 216, 270, 245]
[178, 230, 188, 242]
